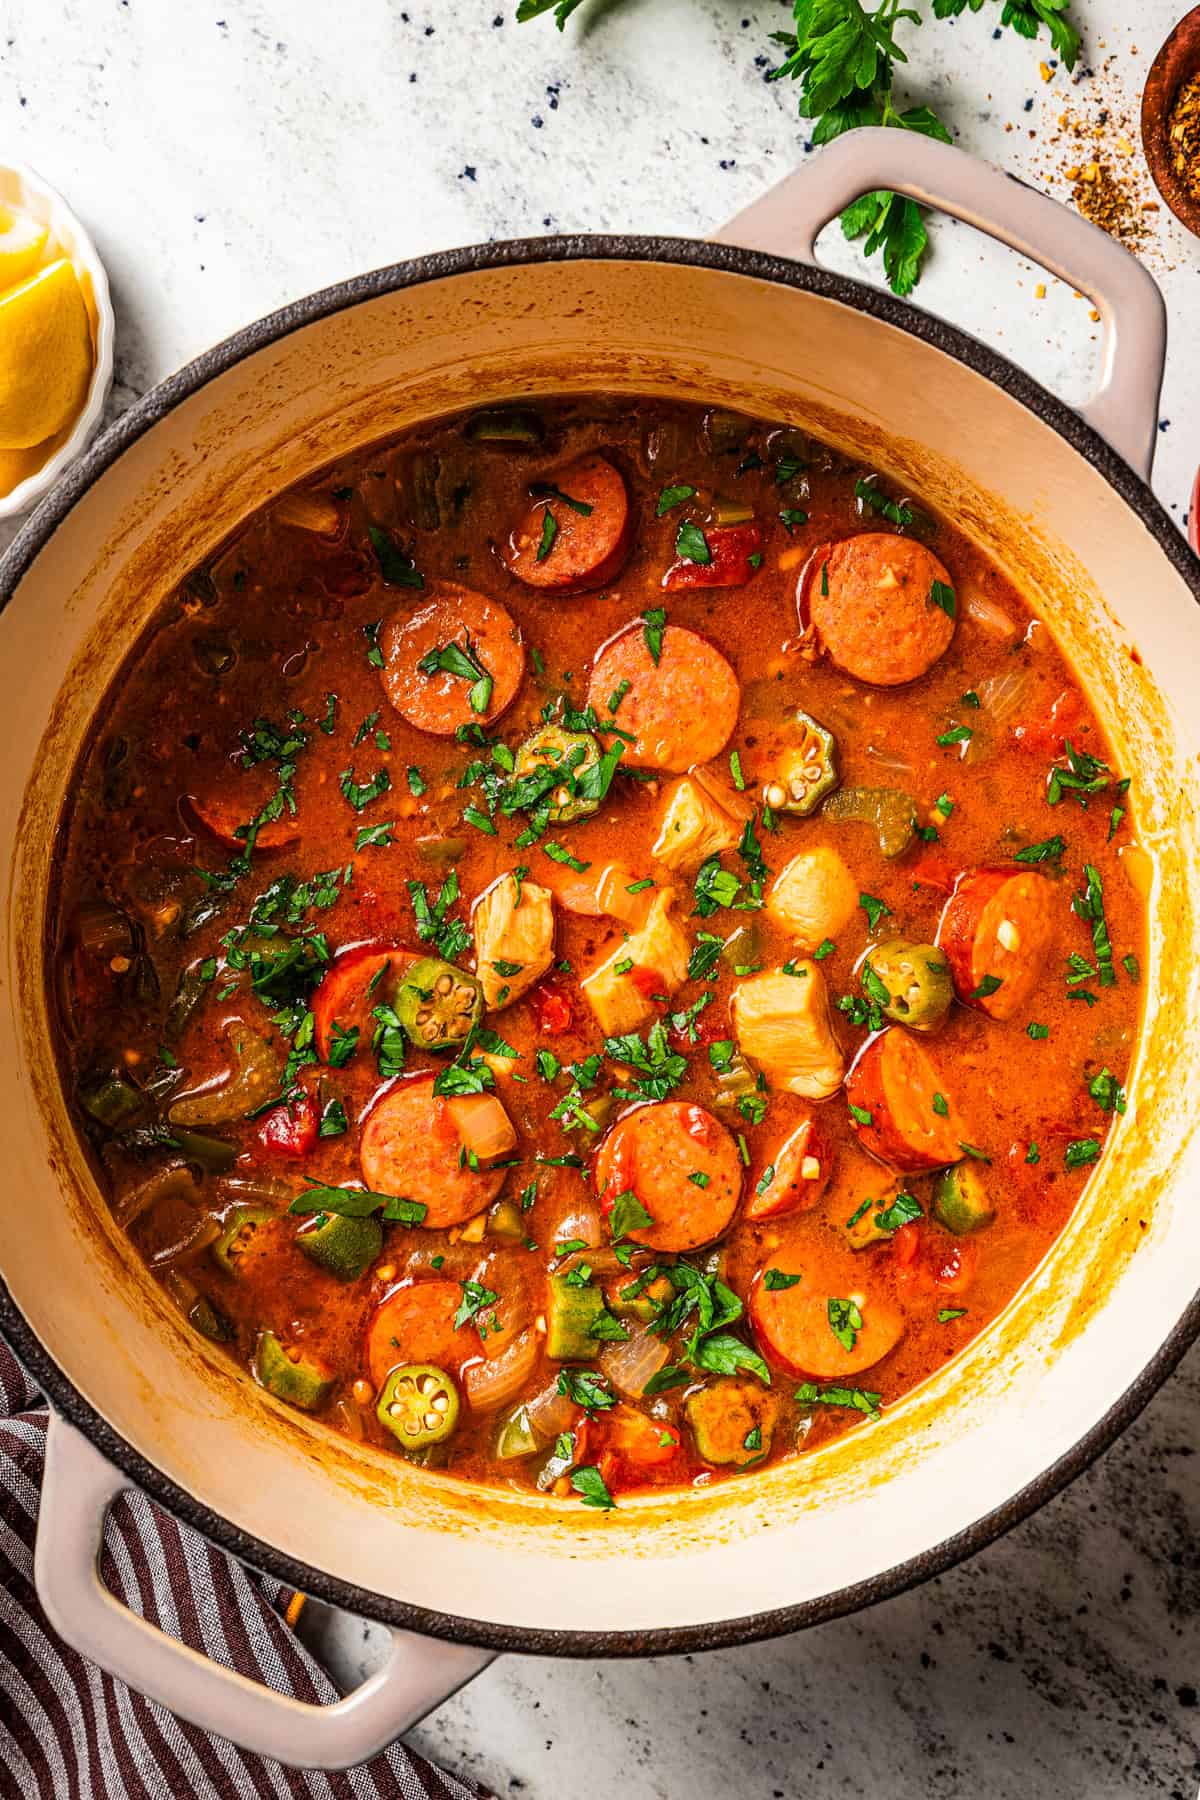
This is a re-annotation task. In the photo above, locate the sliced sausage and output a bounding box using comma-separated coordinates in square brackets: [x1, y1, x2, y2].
[186, 789, 299, 853]
[311, 942, 417, 1062]
[365, 1278, 467, 1387]
[587, 623, 740, 772]
[663, 522, 763, 590]
[379, 581, 524, 735]
[802, 532, 956, 687]
[750, 1258, 904, 1379]
[593, 1101, 742, 1252]
[844, 1028, 966, 1173]
[937, 866, 1057, 1021]
[360, 1074, 509, 1228]
[745, 1112, 834, 1221]
[502, 454, 632, 593]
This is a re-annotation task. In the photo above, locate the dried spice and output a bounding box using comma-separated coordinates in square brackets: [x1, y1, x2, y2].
[1036, 88, 1157, 254]
[1169, 69, 1200, 204]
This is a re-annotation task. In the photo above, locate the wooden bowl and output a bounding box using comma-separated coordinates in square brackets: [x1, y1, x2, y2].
[1142, 5, 1200, 238]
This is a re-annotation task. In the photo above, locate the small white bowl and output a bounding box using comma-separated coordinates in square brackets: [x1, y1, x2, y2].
[0, 161, 114, 521]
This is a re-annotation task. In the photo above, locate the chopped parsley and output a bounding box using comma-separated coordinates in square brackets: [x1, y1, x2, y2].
[367, 526, 423, 589]
[794, 1381, 881, 1419]
[1073, 863, 1116, 988]
[605, 1020, 687, 1104]
[1088, 1067, 1126, 1115]
[1064, 1137, 1101, 1171]
[416, 638, 493, 715]
[287, 1184, 426, 1227]
[1014, 834, 1065, 866]
[529, 479, 592, 516]
[675, 520, 711, 565]
[854, 478, 912, 528]
[827, 1297, 863, 1352]
[642, 606, 667, 665]
[607, 1190, 655, 1242]
[859, 892, 891, 932]
[1047, 739, 1109, 807]
[570, 1465, 616, 1510]
[339, 765, 391, 812]
[453, 1279, 499, 1330]
[656, 483, 696, 515]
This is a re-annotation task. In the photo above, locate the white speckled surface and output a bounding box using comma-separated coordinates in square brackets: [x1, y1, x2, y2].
[4, 1, 1200, 1793]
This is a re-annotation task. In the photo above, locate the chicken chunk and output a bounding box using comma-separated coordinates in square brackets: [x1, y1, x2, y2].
[581, 890, 690, 1036]
[731, 963, 845, 1101]
[651, 775, 741, 874]
[472, 872, 555, 1010]
[767, 845, 859, 952]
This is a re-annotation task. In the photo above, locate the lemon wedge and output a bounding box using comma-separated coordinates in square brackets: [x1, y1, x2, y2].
[0, 440, 51, 495]
[0, 206, 48, 290]
[0, 258, 93, 449]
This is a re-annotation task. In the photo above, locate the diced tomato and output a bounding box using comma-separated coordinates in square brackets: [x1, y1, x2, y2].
[907, 852, 957, 895]
[927, 1238, 978, 1293]
[605, 1404, 681, 1468]
[891, 1221, 921, 1268]
[663, 522, 763, 590]
[531, 981, 574, 1035]
[256, 1092, 319, 1158]
[597, 1448, 622, 1492]
[1010, 687, 1086, 757]
[669, 1002, 721, 1051]
[631, 965, 666, 1002]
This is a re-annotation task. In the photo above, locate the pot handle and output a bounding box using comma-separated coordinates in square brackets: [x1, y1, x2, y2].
[34, 1412, 494, 1771]
[714, 127, 1167, 481]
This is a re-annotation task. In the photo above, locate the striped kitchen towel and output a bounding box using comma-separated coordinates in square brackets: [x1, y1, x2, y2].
[0, 1338, 495, 1800]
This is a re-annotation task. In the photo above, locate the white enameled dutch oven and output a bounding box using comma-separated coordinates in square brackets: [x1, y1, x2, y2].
[1, 131, 1199, 1769]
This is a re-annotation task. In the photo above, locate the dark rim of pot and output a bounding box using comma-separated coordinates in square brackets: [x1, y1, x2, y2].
[2, 234, 1199, 1662]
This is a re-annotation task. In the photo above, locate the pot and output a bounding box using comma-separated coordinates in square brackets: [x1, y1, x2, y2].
[2, 130, 1198, 1769]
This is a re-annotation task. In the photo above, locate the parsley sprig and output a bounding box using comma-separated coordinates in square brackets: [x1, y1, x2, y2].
[522, 0, 1080, 295]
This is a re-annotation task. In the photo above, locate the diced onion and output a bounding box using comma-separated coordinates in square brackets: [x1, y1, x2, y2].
[963, 587, 1020, 644]
[446, 1092, 517, 1162]
[975, 668, 1032, 725]
[114, 1164, 201, 1227]
[600, 1324, 670, 1399]
[273, 487, 343, 537]
[220, 1173, 295, 1210]
[864, 742, 917, 785]
[464, 1328, 539, 1414]
[526, 1376, 577, 1438]
[331, 1396, 367, 1441]
[147, 1211, 221, 1268]
[550, 1207, 603, 1252]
